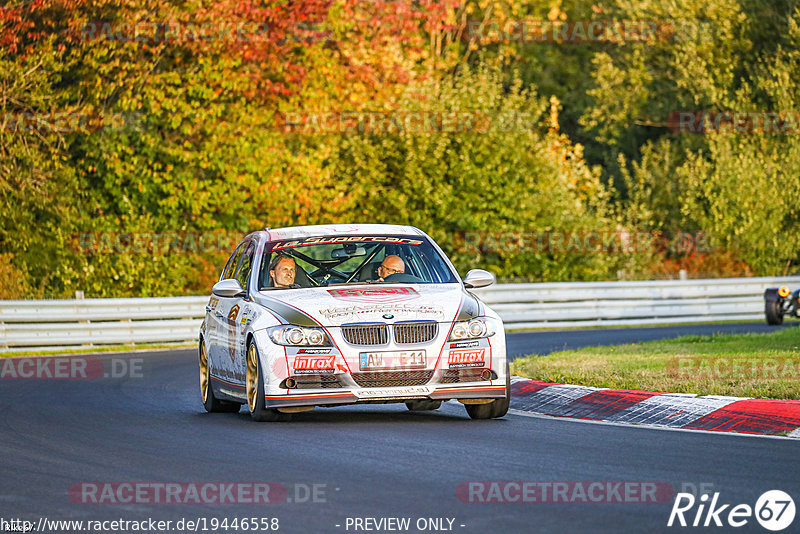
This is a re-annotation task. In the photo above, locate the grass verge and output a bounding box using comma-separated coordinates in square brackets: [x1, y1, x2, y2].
[511, 328, 800, 399]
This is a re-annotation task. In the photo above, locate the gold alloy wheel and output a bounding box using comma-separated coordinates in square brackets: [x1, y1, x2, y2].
[246, 343, 259, 412]
[199, 343, 209, 403]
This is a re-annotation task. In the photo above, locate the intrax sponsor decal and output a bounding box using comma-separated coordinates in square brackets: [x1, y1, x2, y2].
[293, 355, 336, 374]
[448, 349, 485, 369]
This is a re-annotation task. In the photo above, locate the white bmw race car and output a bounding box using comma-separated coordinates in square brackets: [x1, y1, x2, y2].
[198, 224, 509, 422]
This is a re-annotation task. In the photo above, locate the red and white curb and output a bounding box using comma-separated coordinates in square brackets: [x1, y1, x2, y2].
[510, 377, 800, 438]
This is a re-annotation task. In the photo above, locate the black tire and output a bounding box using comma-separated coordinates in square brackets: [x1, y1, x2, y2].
[405, 399, 442, 411]
[246, 342, 292, 422]
[199, 341, 240, 413]
[765, 298, 784, 326]
[465, 402, 494, 419]
[490, 362, 511, 418]
[465, 361, 510, 420]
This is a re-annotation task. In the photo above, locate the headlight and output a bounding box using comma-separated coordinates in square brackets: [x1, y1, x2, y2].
[448, 317, 497, 341]
[268, 325, 331, 346]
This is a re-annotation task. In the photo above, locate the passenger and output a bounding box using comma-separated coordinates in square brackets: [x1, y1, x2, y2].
[377, 255, 405, 281]
[270, 255, 296, 288]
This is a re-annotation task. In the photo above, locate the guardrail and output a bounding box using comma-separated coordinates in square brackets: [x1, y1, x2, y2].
[0, 297, 209, 352]
[472, 276, 800, 329]
[1, 276, 797, 352]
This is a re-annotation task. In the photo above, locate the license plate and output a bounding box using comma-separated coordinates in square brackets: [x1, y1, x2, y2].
[359, 350, 427, 370]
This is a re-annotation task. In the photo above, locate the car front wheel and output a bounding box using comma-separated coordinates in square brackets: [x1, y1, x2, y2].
[246, 342, 291, 422]
[489, 362, 511, 418]
[465, 362, 510, 420]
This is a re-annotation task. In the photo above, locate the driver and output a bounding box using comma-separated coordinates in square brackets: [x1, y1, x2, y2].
[377, 255, 405, 281]
[269, 255, 296, 287]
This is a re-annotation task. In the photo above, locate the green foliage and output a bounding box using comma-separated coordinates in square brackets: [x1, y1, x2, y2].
[0, 41, 81, 297]
[618, 138, 690, 233]
[676, 7, 800, 274]
[2, 0, 799, 297]
[680, 135, 800, 274]
[322, 64, 641, 281]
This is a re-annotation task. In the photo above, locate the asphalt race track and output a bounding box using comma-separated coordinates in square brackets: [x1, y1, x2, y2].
[1, 323, 798, 534]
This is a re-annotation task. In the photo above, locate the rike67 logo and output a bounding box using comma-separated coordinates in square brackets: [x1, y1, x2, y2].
[668, 490, 796, 531]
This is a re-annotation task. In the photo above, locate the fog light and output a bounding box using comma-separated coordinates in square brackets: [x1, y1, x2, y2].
[285, 378, 297, 389]
[480, 369, 492, 381]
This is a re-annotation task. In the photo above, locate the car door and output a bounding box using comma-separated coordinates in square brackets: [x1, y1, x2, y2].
[214, 239, 256, 379]
[207, 242, 245, 373]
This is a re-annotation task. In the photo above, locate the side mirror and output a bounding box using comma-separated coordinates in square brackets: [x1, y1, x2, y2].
[463, 269, 495, 289]
[212, 279, 247, 298]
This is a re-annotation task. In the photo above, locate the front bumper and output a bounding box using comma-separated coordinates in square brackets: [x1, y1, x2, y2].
[255, 327, 508, 409]
[263, 383, 508, 408]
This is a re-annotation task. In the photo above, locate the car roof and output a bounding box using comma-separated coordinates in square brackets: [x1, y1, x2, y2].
[259, 224, 426, 241]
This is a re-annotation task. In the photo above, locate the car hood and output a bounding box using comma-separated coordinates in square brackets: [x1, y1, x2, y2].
[254, 284, 480, 327]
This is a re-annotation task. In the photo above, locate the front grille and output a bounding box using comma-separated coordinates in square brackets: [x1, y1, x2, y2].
[342, 323, 389, 345]
[294, 375, 343, 389]
[351, 370, 434, 388]
[393, 321, 438, 344]
[440, 369, 488, 383]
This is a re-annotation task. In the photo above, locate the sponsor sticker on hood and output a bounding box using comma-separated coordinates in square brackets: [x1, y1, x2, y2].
[327, 287, 419, 303]
[261, 283, 464, 326]
[319, 303, 444, 320]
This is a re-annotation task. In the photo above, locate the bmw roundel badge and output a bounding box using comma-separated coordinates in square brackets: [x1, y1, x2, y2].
[382, 314, 394, 319]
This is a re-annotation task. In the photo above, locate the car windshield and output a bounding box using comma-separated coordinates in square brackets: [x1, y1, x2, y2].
[258, 235, 458, 290]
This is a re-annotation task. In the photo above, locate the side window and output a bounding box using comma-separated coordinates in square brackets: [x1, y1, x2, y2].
[223, 242, 245, 280]
[234, 241, 256, 289]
